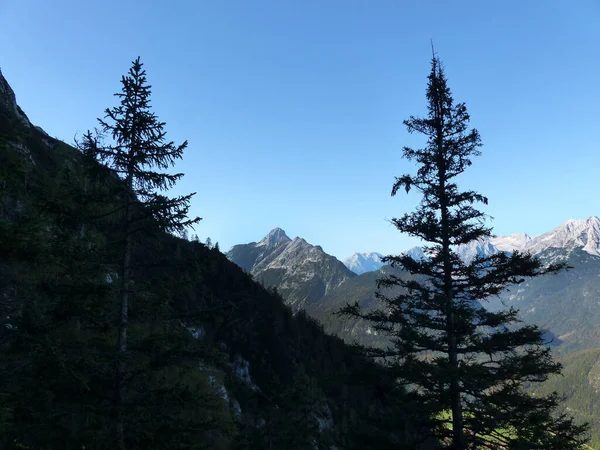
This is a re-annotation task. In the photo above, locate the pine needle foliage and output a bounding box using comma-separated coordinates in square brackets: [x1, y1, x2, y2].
[340, 54, 589, 450]
[80, 57, 202, 448]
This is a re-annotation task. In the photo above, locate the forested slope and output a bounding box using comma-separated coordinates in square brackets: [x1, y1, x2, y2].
[0, 68, 429, 449]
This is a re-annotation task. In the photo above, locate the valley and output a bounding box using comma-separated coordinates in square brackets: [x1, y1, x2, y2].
[228, 220, 600, 445]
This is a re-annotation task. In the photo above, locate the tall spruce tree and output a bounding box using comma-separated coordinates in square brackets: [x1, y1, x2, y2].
[341, 54, 588, 449]
[0, 135, 231, 448]
[82, 57, 201, 447]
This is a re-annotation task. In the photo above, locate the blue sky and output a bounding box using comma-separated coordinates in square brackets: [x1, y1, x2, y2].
[1, 1, 599, 259]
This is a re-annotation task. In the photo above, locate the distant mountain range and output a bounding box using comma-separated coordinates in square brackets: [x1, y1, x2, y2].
[455, 217, 600, 262]
[228, 217, 600, 351]
[226, 220, 600, 445]
[345, 217, 600, 272]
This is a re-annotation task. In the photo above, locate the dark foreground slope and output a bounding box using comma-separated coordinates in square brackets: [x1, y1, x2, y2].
[0, 68, 430, 449]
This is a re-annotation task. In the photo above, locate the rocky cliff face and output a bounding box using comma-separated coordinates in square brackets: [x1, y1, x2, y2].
[0, 68, 31, 128]
[226, 228, 356, 310]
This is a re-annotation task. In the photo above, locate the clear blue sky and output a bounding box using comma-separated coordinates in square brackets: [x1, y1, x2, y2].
[1, 1, 599, 260]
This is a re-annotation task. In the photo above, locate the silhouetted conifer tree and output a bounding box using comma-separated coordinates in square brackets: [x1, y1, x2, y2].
[341, 53, 588, 449]
[81, 57, 201, 447]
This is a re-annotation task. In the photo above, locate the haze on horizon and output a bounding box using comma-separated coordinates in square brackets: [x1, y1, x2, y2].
[1, 0, 599, 259]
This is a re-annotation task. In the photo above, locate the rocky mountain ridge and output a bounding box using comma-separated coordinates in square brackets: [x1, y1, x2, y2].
[228, 218, 600, 319]
[455, 217, 600, 262]
[0, 68, 30, 128]
[341, 218, 600, 275]
[226, 228, 356, 310]
[228, 219, 600, 354]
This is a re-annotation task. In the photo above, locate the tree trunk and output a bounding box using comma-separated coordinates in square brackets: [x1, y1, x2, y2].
[441, 198, 465, 449]
[436, 89, 465, 449]
[115, 156, 135, 449]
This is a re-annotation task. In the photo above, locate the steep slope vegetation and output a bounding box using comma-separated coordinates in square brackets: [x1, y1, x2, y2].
[491, 248, 600, 353]
[0, 68, 428, 449]
[529, 348, 600, 448]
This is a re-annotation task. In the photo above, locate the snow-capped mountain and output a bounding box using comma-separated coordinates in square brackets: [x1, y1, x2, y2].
[227, 228, 355, 310]
[343, 216, 599, 273]
[491, 232, 532, 253]
[454, 217, 600, 263]
[321, 217, 600, 351]
[454, 238, 501, 263]
[454, 233, 532, 263]
[526, 217, 600, 257]
[344, 252, 384, 274]
[228, 219, 600, 346]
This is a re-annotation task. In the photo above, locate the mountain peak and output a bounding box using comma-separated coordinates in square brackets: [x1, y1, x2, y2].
[561, 216, 600, 231]
[227, 229, 354, 310]
[544, 216, 600, 256]
[257, 227, 291, 248]
[344, 252, 384, 274]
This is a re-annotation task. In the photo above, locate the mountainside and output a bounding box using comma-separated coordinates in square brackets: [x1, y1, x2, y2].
[306, 265, 408, 346]
[0, 68, 429, 449]
[452, 219, 600, 350]
[405, 246, 426, 260]
[305, 222, 600, 446]
[528, 217, 600, 257]
[529, 348, 600, 447]
[227, 229, 356, 310]
[309, 219, 600, 353]
[0, 68, 31, 128]
[226, 219, 600, 354]
[343, 252, 384, 274]
[494, 247, 600, 351]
